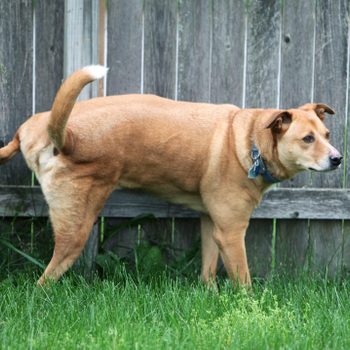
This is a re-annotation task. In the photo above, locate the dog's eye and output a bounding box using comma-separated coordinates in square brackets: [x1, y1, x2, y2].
[302, 135, 315, 143]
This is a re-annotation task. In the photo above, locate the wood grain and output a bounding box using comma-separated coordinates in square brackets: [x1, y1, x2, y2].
[0, 0, 33, 185]
[143, 0, 177, 98]
[35, 0, 64, 113]
[64, 0, 100, 100]
[177, 0, 211, 102]
[309, 0, 349, 276]
[244, 0, 282, 277]
[210, 0, 245, 105]
[1, 186, 349, 220]
[275, 0, 316, 272]
[107, 0, 143, 95]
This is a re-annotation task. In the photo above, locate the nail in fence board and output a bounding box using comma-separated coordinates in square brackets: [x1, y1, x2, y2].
[0, 0, 32, 186]
[275, 0, 315, 272]
[244, 0, 281, 277]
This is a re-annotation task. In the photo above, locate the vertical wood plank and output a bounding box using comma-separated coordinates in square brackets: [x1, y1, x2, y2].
[143, 0, 177, 98]
[342, 1, 350, 273]
[209, 0, 245, 276]
[175, 0, 211, 259]
[210, 0, 245, 105]
[0, 0, 33, 185]
[177, 0, 211, 102]
[64, 0, 101, 274]
[33, 0, 65, 276]
[64, 0, 100, 100]
[104, 0, 143, 259]
[275, 0, 315, 272]
[35, 0, 64, 113]
[244, 0, 281, 278]
[309, 0, 349, 276]
[143, 0, 185, 256]
[107, 0, 143, 95]
[245, 0, 281, 108]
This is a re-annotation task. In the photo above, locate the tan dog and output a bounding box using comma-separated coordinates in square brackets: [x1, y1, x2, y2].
[0, 66, 342, 286]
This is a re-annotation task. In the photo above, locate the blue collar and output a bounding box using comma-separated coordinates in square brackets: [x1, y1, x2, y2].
[248, 144, 281, 184]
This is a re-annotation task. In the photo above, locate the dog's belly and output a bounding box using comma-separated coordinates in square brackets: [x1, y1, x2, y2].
[118, 179, 206, 213]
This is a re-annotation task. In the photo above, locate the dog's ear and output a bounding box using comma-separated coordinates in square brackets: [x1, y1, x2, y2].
[264, 111, 292, 134]
[298, 103, 335, 121]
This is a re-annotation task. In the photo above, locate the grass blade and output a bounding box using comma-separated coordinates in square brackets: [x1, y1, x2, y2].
[0, 239, 45, 268]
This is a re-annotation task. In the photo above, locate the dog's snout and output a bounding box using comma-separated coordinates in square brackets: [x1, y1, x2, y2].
[330, 155, 343, 167]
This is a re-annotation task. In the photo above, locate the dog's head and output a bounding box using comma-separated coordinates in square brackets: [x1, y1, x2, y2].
[258, 103, 342, 177]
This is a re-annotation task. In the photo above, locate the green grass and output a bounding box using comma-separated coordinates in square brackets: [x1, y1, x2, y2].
[1, 270, 350, 350]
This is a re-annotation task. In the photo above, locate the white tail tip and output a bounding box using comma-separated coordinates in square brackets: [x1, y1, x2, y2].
[82, 65, 109, 80]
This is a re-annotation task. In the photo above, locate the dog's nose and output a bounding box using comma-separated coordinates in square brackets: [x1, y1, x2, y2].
[330, 155, 343, 167]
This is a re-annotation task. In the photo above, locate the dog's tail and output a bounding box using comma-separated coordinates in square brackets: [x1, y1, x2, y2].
[48, 65, 108, 154]
[0, 132, 20, 165]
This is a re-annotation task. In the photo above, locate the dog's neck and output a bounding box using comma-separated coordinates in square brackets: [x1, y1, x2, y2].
[253, 130, 293, 183]
[248, 144, 281, 183]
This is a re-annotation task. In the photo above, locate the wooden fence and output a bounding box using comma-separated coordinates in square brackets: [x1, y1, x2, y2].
[0, 0, 349, 278]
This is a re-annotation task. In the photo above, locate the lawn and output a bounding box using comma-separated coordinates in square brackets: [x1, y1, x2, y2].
[1, 270, 350, 350]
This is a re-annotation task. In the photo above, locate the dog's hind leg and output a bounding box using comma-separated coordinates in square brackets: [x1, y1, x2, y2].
[37, 184, 112, 285]
[200, 215, 219, 284]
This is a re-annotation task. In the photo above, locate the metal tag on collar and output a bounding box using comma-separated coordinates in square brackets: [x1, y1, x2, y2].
[248, 145, 262, 179]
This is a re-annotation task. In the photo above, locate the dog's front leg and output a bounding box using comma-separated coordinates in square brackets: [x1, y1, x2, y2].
[212, 221, 251, 286]
[200, 214, 219, 285]
[202, 190, 254, 286]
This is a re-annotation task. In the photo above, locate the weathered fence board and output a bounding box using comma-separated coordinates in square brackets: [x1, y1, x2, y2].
[107, 0, 143, 95]
[142, 0, 200, 256]
[343, 0, 350, 272]
[2, 186, 350, 220]
[176, 0, 212, 264]
[210, 0, 245, 105]
[106, 0, 145, 260]
[177, 0, 211, 102]
[35, 0, 64, 113]
[64, 0, 102, 272]
[144, 0, 177, 97]
[64, 0, 100, 99]
[275, 0, 315, 271]
[309, 0, 349, 276]
[1, 0, 350, 278]
[0, 0, 33, 186]
[244, 0, 281, 277]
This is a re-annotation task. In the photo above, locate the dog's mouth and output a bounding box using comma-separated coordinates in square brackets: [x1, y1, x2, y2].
[308, 164, 341, 172]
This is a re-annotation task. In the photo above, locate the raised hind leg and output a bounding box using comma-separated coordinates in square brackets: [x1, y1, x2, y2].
[38, 183, 112, 285]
